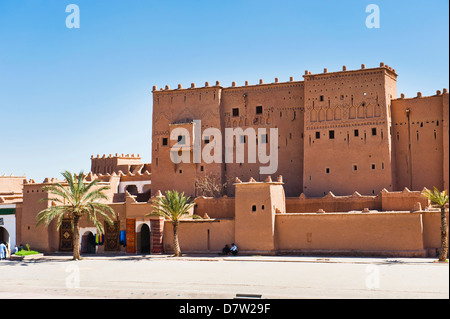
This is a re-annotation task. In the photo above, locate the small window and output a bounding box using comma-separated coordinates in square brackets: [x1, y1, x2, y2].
[179, 170, 183, 174]
[261, 205, 265, 210]
[252, 205, 257, 212]
[340, 95, 344, 100]
[177, 135, 185, 145]
[204, 136, 210, 144]
[200, 166, 204, 172]
[329, 130, 335, 139]
[354, 129, 359, 137]
[232, 108, 239, 117]
[256, 106, 263, 114]
[371, 128, 377, 136]
[353, 165, 358, 171]
[162, 138, 168, 146]
[371, 164, 376, 170]
[319, 95, 324, 101]
[326, 168, 330, 174]
[315, 131, 320, 139]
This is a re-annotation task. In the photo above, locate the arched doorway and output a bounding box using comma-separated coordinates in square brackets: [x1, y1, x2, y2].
[140, 224, 150, 254]
[81, 231, 96, 254]
[0, 226, 9, 248]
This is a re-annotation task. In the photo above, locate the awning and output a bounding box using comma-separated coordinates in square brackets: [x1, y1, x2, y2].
[0, 208, 15, 215]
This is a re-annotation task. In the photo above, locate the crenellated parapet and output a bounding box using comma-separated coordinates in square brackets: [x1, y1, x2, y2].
[398, 88, 448, 100]
[233, 176, 284, 185]
[152, 63, 399, 95]
[152, 75, 304, 95]
[90, 153, 149, 176]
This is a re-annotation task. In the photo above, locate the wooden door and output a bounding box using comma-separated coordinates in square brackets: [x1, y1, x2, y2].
[126, 218, 136, 254]
[59, 219, 73, 251]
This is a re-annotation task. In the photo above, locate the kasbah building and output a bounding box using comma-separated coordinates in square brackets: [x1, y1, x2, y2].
[1, 62, 449, 257]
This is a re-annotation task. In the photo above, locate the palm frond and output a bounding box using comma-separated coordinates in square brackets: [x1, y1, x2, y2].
[146, 190, 195, 222]
[37, 170, 117, 234]
[41, 184, 74, 205]
[36, 205, 70, 229]
[61, 170, 76, 198]
[81, 186, 111, 204]
[422, 187, 449, 208]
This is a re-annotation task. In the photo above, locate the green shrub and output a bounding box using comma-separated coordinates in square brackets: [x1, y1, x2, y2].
[15, 250, 40, 256]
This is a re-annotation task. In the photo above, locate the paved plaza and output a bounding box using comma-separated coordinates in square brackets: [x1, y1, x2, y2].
[0, 254, 448, 299]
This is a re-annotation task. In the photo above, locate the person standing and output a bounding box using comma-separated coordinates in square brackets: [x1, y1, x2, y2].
[0, 242, 7, 260]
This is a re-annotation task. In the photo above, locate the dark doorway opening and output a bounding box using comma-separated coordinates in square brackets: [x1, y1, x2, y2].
[0, 226, 9, 247]
[81, 232, 96, 254]
[141, 224, 150, 254]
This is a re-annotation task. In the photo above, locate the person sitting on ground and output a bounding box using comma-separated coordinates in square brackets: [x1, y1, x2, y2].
[230, 243, 238, 256]
[221, 244, 231, 255]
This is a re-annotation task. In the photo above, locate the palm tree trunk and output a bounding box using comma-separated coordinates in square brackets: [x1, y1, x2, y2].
[172, 220, 181, 257]
[439, 207, 448, 262]
[72, 216, 81, 260]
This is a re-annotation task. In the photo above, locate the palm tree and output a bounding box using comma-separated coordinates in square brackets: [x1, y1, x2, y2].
[36, 170, 116, 260]
[147, 190, 200, 257]
[422, 187, 449, 262]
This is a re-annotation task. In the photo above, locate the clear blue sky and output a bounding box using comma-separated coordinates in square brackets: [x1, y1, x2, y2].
[0, 0, 448, 182]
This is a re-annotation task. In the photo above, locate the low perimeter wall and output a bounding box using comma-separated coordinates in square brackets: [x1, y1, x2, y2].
[194, 196, 235, 219]
[275, 212, 426, 257]
[163, 211, 448, 257]
[163, 219, 235, 253]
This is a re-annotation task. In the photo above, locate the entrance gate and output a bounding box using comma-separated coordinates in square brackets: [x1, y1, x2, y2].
[59, 219, 73, 251]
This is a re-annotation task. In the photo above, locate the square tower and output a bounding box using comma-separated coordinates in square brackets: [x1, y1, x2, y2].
[302, 64, 398, 196]
[234, 177, 285, 252]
